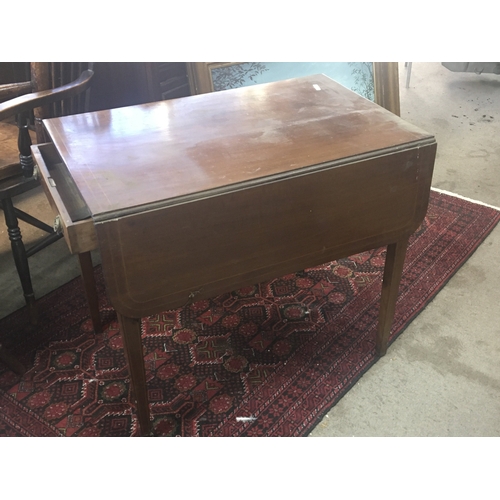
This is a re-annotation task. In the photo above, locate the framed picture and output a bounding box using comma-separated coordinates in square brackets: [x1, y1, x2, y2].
[187, 62, 400, 115]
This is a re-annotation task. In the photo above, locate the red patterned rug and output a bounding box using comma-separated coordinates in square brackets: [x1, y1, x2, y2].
[1, 190, 499, 437]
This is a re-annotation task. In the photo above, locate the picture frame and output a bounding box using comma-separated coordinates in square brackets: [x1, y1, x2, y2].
[187, 62, 400, 115]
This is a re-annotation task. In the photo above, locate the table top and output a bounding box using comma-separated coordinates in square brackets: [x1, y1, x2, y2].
[43, 74, 433, 219]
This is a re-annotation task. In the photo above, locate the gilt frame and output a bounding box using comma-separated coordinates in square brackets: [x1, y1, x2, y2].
[187, 62, 400, 116]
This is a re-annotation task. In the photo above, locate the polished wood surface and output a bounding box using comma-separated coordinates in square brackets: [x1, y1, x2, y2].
[43, 75, 429, 218]
[0, 70, 93, 122]
[0, 81, 32, 102]
[35, 75, 437, 435]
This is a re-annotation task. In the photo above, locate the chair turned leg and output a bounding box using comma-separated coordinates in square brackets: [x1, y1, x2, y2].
[1, 198, 37, 324]
[376, 238, 409, 357]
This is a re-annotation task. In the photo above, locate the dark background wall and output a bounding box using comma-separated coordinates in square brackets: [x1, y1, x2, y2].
[0, 62, 191, 110]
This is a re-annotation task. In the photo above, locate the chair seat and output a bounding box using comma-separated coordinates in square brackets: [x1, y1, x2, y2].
[0, 120, 21, 169]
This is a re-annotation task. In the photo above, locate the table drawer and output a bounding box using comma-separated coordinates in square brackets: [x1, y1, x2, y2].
[31, 143, 97, 254]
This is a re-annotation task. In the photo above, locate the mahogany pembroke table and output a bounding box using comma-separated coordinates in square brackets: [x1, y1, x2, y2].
[32, 75, 437, 435]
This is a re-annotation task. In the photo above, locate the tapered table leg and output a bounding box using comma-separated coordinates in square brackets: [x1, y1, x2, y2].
[376, 237, 409, 357]
[117, 313, 151, 436]
[77, 251, 102, 333]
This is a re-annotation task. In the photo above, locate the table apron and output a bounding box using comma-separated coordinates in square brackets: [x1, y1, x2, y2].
[95, 143, 436, 317]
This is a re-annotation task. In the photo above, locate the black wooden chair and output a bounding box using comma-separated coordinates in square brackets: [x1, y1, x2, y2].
[0, 65, 94, 326]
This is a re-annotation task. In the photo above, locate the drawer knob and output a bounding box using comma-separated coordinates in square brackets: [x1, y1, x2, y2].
[33, 165, 40, 181]
[53, 215, 62, 234]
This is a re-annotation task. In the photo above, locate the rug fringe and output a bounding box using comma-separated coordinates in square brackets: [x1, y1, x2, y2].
[431, 187, 500, 211]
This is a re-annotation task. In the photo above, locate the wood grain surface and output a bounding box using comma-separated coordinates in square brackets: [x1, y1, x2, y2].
[43, 75, 432, 218]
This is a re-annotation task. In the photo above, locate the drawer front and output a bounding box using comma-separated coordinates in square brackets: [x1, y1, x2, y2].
[31, 143, 97, 254]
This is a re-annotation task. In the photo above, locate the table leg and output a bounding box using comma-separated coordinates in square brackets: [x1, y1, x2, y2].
[117, 313, 152, 436]
[77, 252, 102, 333]
[376, 237, 409, 357]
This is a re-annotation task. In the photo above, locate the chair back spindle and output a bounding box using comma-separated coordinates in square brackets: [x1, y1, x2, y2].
[28, 63, 93, 142]
[16, 111, 34, 177]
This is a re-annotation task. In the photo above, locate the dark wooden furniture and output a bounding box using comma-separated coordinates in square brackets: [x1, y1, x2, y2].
[0, 65, 94, 325]
[87, 62, 191, 111]
[0, 63, 30, 85]
[33, 75, 437, 435]
[1, 62, 192, 114]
